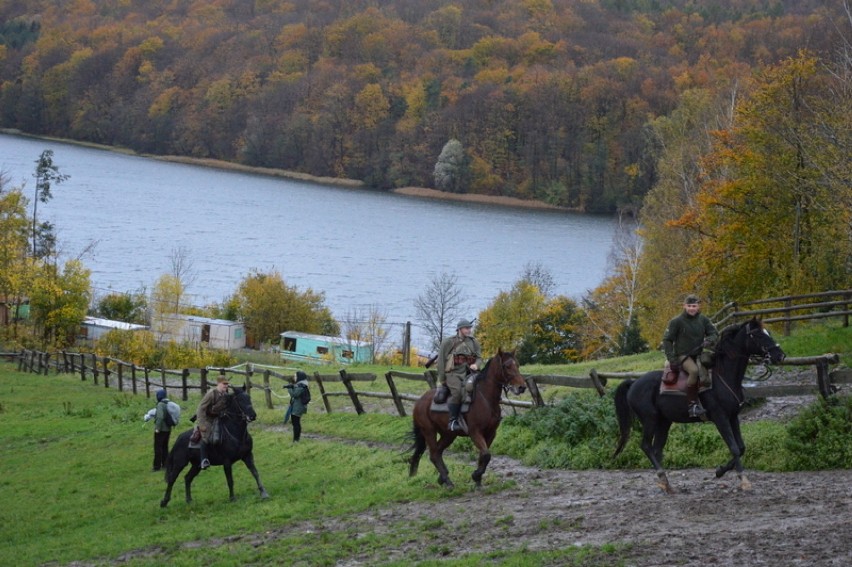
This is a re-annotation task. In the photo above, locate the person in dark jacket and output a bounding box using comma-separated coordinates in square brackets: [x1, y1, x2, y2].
[284, 371, 311, 442]
[662, 295, 719, 417]
[152, 388, 172, 472]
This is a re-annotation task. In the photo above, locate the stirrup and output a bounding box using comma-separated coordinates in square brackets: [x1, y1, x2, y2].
[200, 458, 211, 470]
[449, 419, 461, 432]
[688, 404, 706, 418]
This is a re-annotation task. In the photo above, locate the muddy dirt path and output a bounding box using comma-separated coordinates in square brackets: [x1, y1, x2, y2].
[306, 457, 852, 566]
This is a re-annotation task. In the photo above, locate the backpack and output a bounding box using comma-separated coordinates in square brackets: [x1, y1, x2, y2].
[300, 386, 311, 405]
[163, 400, 181, 427]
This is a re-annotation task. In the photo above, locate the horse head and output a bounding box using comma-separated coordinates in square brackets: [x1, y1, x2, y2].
[742, 318, 785, 365]
[493, 349, 526, 395]
[229, 385, 257, 422]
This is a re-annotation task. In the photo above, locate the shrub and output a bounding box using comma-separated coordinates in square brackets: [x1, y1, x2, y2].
[784, 396, 852, 470]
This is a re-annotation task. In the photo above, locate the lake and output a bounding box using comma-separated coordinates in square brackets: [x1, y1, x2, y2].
[0, 132, 616, 351]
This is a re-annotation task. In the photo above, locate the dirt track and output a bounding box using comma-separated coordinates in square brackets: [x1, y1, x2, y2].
[323, 458, 852, 566]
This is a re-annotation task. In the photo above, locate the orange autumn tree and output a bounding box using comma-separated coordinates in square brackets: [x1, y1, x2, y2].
[673, 52, 851, 302]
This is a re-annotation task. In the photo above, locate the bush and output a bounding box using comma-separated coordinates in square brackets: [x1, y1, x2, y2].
[784, 396, 852, 470]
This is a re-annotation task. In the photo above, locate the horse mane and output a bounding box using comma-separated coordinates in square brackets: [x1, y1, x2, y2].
[717, 317, 762, 349]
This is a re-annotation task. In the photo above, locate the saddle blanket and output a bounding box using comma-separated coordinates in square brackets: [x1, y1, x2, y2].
[430, 400, 472, 413]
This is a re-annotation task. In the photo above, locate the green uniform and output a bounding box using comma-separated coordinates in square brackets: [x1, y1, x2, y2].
[662, 311, 718, 387]
[438, 333, 483, 405]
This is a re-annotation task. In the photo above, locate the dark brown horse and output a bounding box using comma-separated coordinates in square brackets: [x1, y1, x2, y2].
[406, 349, 526, 489]
[160, 386, 269, 507]
[613, 318, 785, 493]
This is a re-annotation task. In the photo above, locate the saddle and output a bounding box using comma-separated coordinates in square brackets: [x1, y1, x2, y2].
[659, 361, 712, 396]
[430, 385, 472, 413]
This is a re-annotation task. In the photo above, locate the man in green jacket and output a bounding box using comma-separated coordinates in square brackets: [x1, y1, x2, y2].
[437, 319, 482, 433]
[662, 295, 718, 418]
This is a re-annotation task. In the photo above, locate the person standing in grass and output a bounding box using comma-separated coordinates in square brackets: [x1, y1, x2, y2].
[284, 371, 311, 442]
[152, 389, 172, 472]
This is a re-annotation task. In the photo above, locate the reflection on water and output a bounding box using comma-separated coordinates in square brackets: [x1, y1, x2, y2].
[0, 133, 616, 350]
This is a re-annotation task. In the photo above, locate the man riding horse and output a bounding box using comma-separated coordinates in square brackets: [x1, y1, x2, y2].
[196, 374, 230, 469]
[662, 295, 718, 418]
[437, 319, 483, 433]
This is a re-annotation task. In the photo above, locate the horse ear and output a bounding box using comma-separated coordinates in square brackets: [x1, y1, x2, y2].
[497, 347, 503, 355]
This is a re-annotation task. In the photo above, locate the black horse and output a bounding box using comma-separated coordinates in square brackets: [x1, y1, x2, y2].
[614, 318, 785, 493]
[160, 385, 269, 507]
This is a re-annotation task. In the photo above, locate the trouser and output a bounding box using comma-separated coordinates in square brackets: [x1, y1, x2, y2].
[291, 415, 302, 442]
[153, 431, 170, 470]
[679, 355, 710, 388]
[445, 372, 465, 405]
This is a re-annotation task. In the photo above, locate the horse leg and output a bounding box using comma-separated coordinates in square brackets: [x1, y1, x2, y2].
[428, 433, 456, 489]
[223, 463, 236, 501]
[641, 419, 674, 494]
[469, 431, 491, 489]
[161, 461, 184, 508]
[242, 454, 269, 499]
[407, 425, 427, 477]
[712, 417, 750, 490]
[183, 464, 201, 503]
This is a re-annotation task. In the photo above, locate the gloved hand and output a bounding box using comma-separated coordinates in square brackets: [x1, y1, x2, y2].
[669, 362, 681, 374]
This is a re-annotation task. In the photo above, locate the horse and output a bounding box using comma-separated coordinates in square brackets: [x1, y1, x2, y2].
[405, 349, 526, 489]
[613, 317, 785, 493]
[160, 385, 269, 507]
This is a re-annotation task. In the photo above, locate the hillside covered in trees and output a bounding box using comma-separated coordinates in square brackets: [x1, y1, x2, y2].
[0, 0, 846, 212]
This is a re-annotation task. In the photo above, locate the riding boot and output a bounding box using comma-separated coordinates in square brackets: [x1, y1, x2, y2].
[686, 384, 706, 418]
[448, 403, 462, 432]
[199, 442, 211, 470]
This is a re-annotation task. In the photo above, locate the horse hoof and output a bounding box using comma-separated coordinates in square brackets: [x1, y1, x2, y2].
[260, 492, 270, 500]
[715, 467, 726, 478]
[160, 500, 168, 508]
[739, 476, 752, 491]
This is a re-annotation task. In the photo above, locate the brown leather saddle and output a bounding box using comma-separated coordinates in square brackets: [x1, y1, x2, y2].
[660, 361, 712, 396]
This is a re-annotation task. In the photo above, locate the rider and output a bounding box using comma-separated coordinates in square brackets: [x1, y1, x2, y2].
[662, 294, 718, 418]
[196, 374, 230, 469]
[437, 319, 482, 433]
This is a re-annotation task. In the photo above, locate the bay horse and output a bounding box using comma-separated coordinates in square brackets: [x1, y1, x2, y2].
[406, 349, 526, 489]
[613, 318, 785, 493]
[160, 385, 269, 507]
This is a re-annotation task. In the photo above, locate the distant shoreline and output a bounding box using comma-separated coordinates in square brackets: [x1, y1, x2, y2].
[2, 128, 574, 212]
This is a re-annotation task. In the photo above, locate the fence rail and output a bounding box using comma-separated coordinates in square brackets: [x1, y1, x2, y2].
[712, 289, 851, 333]
[2, 349, 846, 418]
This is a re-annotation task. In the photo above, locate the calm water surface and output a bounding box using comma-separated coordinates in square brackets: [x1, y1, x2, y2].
[0, 133, 615, 350]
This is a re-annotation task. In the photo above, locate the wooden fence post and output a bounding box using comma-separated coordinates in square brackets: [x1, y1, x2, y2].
[588, 369, 607, 397]
[314, 372, 332, 414]
[263, 370, 273, 410]
[143, 367, 151, 398]
[816, 358, 832, 399]
[384, 371, 407, 417]
[117, 362, 124, 391]
[181, 369, 189, 401]
[200, 368, 209, 395]
[339, 369, 365, 415]
[103, 357, 113, 388]
[525, 376, 545, 406]
[90, 354, 98, 385]
[131, 364, 137, 395]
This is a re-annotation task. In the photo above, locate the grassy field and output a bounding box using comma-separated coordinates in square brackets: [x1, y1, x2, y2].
[0, 319, 847, 565]
[0, 366, 627, 566]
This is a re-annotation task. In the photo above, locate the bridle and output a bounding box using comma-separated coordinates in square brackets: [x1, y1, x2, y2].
[716, 323, 782, 404]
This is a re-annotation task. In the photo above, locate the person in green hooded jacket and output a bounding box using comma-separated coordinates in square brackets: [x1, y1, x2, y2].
[662, 294, 718, 418]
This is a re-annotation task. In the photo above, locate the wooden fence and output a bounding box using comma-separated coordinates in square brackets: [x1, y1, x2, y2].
[712, 289, 851, 334]
[2, 349, 847, 418]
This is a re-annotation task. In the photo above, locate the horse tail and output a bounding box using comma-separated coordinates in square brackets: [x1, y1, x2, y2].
[613, 379, 635, 458]
[403, 422, 426, 477]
